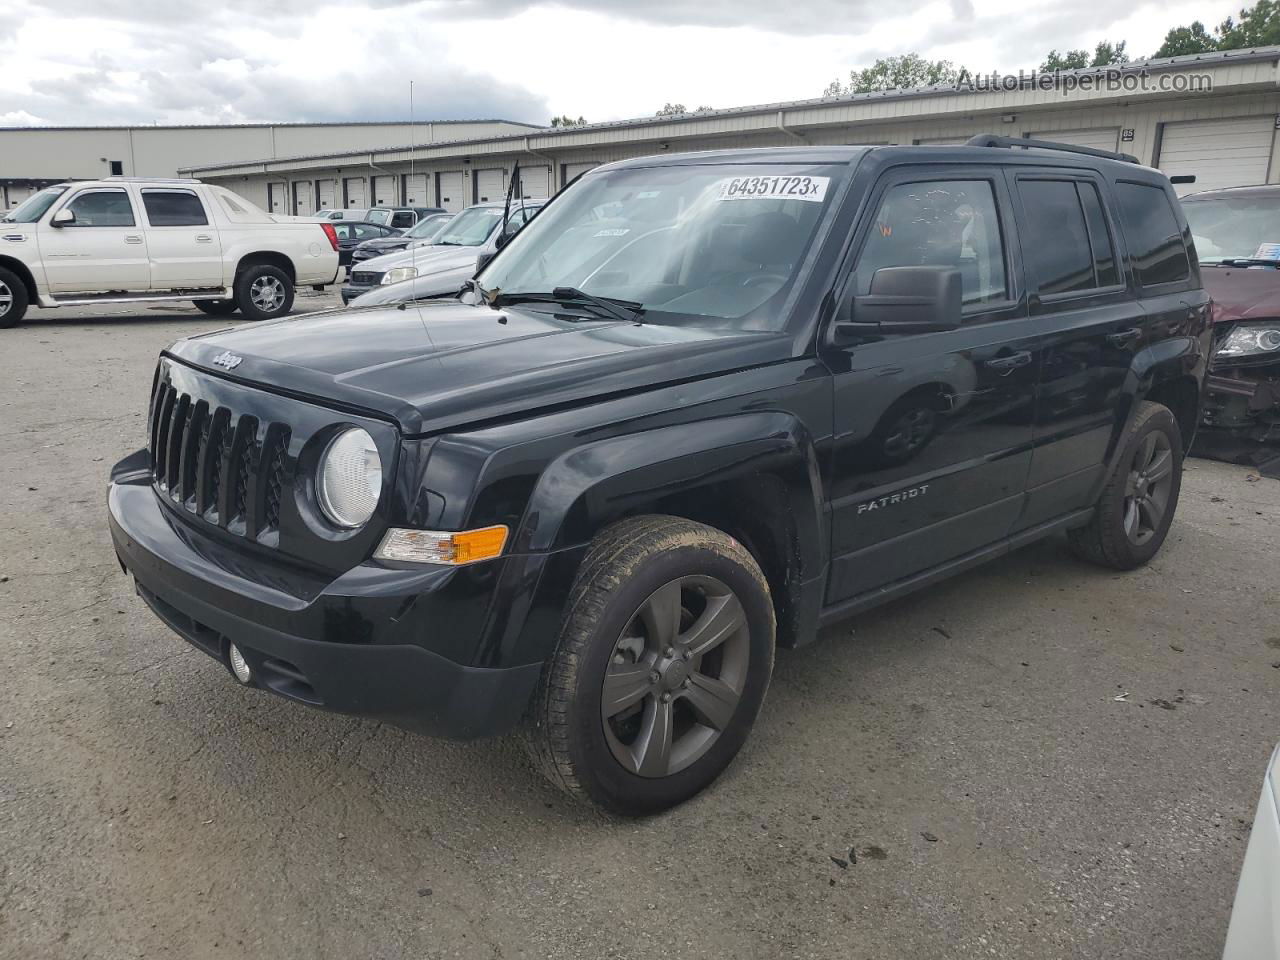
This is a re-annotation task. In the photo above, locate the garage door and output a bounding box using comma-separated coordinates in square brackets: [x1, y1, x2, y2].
[563, 162, 598, 184]
[437, 171, 465, 212]
[404, 174, 429, 206]
[519, 165, 550, 198]
[5, 185, 33, 209]
[372, 175, 396, 206]
[317, 179, 336, 210]
[475, 169, 506, 203]
[1159, 117, 1275, 195]
[1029, 128, 1120, 153]
[344, 177, 366, 208]
[293, 181, 313, 216]
[267, 181, 288, 214]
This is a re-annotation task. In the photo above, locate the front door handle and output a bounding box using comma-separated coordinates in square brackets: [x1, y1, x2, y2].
[195, 235, 213, 243]
[985, 350, 1033, 374]
[124, 235, 143, 244]
[1106, 327, 1142, 347]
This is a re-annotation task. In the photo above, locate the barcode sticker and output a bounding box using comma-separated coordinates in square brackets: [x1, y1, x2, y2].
[715, 175, 830, 203]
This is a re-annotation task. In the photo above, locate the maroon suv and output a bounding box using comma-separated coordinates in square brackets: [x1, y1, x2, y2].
[1182, 185, 1280, 470]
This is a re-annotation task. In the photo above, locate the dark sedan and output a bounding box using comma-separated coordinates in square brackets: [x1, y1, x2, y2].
[350, 212, 452, 266]
[332, 221, 402, 266]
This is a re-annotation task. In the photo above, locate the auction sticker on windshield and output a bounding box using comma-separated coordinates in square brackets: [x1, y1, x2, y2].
[716, 175, 830, 203]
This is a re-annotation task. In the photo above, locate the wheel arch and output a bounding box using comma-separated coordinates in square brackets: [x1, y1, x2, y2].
[500, 412, 828, 662]
[235, 251, 297, 283]
[0, 256, 39, 302]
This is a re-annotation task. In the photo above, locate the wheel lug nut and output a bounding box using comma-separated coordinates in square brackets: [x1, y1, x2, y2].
[660, 692, 672, 703]
[649, 671, 660, 684]
[682, 649, 691, 660]
[664, 647, 674, 658]
[682, 678, 691, 688]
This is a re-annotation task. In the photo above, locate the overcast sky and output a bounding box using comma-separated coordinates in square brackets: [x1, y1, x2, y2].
[0, 0, 1242, 128]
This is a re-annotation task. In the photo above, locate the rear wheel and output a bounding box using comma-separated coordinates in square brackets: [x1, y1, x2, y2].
[526, 516, 775, 816]
[1068, 401, 1183, 570]
[0, 268, 29, 329]
[233, 264, 294, 322]
[193, 299, 238, 317]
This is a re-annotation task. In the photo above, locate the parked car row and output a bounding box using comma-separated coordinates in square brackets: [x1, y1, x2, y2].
[313, 205, 444, 228]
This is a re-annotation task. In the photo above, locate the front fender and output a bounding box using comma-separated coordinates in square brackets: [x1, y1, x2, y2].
[473, 412, 827, 667]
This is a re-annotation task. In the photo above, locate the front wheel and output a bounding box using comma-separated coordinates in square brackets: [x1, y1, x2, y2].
[1068, 400, 1183, 570]
[233, 264, 294, 322]
[0, 267, 29, 329]
[526, 516, 775, 816]
[193, 299, 238, 317]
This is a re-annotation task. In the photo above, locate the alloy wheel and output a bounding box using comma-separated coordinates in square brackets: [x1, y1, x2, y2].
[0, 280, 11, 319]
[1123, 431, 1173, 545]
[250, 276, 285, 312]
[601, 575, 750, 778]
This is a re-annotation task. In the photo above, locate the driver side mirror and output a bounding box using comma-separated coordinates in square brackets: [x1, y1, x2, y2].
[835, 266, 962, 337]
[51, 208, 75, 227]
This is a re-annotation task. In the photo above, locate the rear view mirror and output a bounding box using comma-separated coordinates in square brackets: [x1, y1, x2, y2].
[840, 266, 962, 336]
[51, 208, 75, 227]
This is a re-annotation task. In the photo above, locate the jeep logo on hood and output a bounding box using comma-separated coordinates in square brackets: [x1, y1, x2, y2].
[211, 350, 243, 370]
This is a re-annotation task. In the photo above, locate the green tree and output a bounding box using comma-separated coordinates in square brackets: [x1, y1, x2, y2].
[825, 53, 965, 95]
[1153, 21, 1217, 57]
[549, 115, 586, 127]
[1091, 39, 1129, 65]
[1218, 0, 1280, 48]
[1040, 49, 1090, 70]
[656, 103, 686, 116]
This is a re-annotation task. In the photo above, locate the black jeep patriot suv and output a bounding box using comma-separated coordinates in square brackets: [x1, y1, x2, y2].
[109, 138, 1210, 814]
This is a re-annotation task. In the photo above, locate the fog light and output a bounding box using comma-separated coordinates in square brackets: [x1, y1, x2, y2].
[228, 643, 252, 684]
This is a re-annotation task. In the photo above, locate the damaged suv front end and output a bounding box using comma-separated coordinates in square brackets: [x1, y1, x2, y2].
[1182, 187, 1280, 465]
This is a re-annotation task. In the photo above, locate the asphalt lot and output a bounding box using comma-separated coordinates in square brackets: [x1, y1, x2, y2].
[1, 296, 1278, 960]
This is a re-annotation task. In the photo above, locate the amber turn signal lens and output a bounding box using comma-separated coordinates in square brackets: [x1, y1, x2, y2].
[374, 525, 509, 565]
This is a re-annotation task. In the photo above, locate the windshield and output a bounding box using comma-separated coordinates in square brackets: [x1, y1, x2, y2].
[405, 214, 451, 240]
[6, 186, 67, 223]
[1183, 197, 1280, 263]
[434, 206, 509, 246]
[478, 163, 842, 330]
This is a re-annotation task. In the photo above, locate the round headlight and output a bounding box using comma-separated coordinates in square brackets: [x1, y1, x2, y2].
[317, 428, 382, 528]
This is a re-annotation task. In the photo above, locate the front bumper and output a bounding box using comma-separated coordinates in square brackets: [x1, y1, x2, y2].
[107, 459, 542, 739]
[340, 281, 377, 304]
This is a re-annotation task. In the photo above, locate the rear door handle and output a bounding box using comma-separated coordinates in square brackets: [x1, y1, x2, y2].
[985, 350, 1033, 374]
[124, 235, 143, 244]
[1106, 327, 1142, 347]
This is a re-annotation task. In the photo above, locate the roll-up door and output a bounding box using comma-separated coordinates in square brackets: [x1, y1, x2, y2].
[563, 162, 598, 184]
[475, 168, 506, 203]
[437, 171, 465, 212]
[344, 177, 367, 208]
[372, 175, 396, 206]
[1028, 128, 1121, 153]
[1158, 117, 1275, 195]
[317, 179, 336, 209]
[293, 181, 313, 216]
[519, 165, 550, 198]
[404, 174, 429, 206]
[5, 185, 34, 209]
[267, 181, 288, 214]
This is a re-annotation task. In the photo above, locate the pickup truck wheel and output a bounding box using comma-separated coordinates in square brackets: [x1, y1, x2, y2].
[0, 268, 29, 329]
[193, 299, 238, 317]
[234, 265, 294, 321]
[1067, 400, 1183, 570]
[526, 516, 775, 815]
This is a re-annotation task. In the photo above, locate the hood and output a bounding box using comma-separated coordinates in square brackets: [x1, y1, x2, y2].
[358, 241, 479, 273]
[1201, 266, 1280, 324]
[166, 300, 790, 436]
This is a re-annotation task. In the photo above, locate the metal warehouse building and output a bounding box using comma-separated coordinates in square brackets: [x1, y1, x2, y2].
[177, 46, 1280, 214]
[0, 119, 540, 210]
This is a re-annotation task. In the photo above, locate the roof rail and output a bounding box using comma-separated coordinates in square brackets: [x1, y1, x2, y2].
[102, 176, 203, 183]
[964, 134, 1140, 165]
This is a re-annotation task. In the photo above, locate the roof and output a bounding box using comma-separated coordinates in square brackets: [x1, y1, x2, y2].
[1181, 184, 1280, 201]
[179, 45, 1280, 175]
[0, 119, 541, 133]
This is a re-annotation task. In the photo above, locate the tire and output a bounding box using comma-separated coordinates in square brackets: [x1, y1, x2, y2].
[233, 264, 294, 322]
[193, 299, 238, 317]
[0, 267, 29, 329]
[526, 515, 775, 816]
[1068, 400, 1183, 570]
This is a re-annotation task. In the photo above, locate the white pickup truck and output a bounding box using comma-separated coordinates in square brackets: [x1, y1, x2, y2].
[0, 177, 341, 328]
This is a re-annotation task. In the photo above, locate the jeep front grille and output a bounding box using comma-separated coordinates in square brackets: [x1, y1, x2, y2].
[149, 379, 290, 543]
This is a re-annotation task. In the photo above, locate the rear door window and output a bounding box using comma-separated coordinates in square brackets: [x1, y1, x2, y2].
[141, 190, 209, 227]
[1115, 181, 1191, 286]
[1016, 179, 1120, 294]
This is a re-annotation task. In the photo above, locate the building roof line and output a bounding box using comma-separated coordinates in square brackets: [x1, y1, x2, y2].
[0, 119, 541, 133]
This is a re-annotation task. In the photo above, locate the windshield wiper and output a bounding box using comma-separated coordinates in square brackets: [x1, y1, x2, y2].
[1209, 258, 1280, 268]
[494, 287, 644, 323]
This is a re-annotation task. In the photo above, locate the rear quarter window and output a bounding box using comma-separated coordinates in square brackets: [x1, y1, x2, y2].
[1115, 181, 1190, 286]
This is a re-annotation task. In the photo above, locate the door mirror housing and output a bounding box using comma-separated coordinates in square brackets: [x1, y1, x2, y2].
[837, 266, 962, 337]
[475, 250, 497, 274]
[51, 208, 75, 227]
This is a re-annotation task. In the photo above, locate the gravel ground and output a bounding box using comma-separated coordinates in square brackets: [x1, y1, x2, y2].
[1, 297, 1277, 960]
